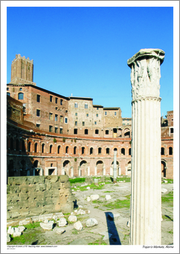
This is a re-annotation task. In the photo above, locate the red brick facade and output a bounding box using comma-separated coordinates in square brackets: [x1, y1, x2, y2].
[7, 55, 173, 179]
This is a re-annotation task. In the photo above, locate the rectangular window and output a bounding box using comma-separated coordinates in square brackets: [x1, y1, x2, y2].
[75, 121, 77, 126]
[65, 117, 68, 124]
[96, 114, 98, 117]
[82, 121, 85, 126]
[105, 130, 109, 135]
[55, 114, 58, 121]
[94, 121, 97, 125]
[37, 94, 40, 102]
[86, 113, 89, 117]
[49, 125, 53, 132]
[49, 113, 53, 120]
[60, 99, 63, 105]
[60, 116, 63, 123]
[55, 127, 58, 133]
[50, 95, 53, 102]
[105, 112, 107, 115]
[114, 112, 117, 116]
[84, 103, 88, 109]
[74, 103, 78, 108]
[75, 113, 78, 116]
[36, 109, 40, 117]
[55, 98, 58, 104]
[60, 128, 63, 134]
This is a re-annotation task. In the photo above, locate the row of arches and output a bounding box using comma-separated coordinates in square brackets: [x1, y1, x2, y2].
[10, 138, 131, 155]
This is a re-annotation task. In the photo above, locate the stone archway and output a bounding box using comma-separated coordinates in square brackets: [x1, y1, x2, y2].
[96, 160, 104, 176]
[79, 160, 88, 176]
[63, 160, 71, 176]
[126, 161, 131, 176]
[161, 161, 167, 177]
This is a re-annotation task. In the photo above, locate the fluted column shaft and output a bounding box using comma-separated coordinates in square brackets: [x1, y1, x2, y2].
[127, 49, 165, 245]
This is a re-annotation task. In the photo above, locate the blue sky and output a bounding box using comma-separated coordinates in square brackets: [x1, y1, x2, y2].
[7, 5, 174, 118]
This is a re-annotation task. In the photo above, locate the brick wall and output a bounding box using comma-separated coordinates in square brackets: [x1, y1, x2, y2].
[7, 175, 74, 221]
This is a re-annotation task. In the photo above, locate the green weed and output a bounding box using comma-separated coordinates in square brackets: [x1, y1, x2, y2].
[162, 191, 173, 206]
[104, 195, 131, 209]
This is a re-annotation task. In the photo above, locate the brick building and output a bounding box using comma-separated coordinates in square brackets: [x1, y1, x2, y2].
[7, 54, 173, 179]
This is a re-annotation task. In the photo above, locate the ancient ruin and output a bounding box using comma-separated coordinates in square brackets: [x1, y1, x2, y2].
[127, 48, 165, 245]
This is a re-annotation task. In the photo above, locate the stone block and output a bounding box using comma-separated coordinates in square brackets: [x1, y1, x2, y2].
[20, 186, 31, 194]
[59, 175, 69, 183]
[8, 177, 27, 186]
[90, 194, 99, 201]
[11, 211, 21, 219]
[74, 221, 83, 231]
[45, 180, 52, 190]
[68, 215, 77, 223]
[19, 209, 30, 217]
[53, 227, 65, 234]
[7, 233, 11, 243]
[58, 217, 67, 227]
[7, 193, 20, 203]
[86, 218, 98, 227]
[18, 193, 29, 202]
[40, 220, 54, 230]
[19, 218, 32, 225]
[35, 183, 46, 192]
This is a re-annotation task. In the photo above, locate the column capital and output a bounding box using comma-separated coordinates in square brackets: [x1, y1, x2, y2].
[128, 49, 165, 101]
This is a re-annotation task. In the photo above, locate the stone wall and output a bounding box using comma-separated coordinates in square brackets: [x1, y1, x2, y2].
[7, 175, 74, 221]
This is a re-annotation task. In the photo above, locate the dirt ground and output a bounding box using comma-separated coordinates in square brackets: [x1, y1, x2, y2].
[7, 180, 174, 246]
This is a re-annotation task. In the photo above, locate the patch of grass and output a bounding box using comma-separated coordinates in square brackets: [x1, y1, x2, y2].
[92, 200, 104, 204]
[162, 191, 173, 207]
[103, 191, 113, 193]
[162, 179, 173, 184]
[7, 227, 43, 245]
[117, 177, 131, 183]
[104, 195, 131, 209]
[168, 230, 173, 234]
[69, 177, 86, 184]
[25, 222, 41, 229]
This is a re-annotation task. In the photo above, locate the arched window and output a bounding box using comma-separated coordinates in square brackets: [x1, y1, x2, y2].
[28, 142, 31, 152]
[57, 145, 60, 154]
[121, 148, 125, 155]
[129, 148, 131, 155]
[98, 147, 102, 154]
[42, 143, 45, 153]
[66, 146, 69, 154]
[90, 147, 93, 155]
[106, 148, 110, 154]
[34, 143, 38, 153]
[74, 146, 77, 155]
[82, 147, 85, 154]
[161, 147, 165, 155]
[18, 92, 24, 100]
[16, 139, 19, 151]
[34, 160, 38, 167]
[169, 147, 173, 155]
[50, 145, 53, 154]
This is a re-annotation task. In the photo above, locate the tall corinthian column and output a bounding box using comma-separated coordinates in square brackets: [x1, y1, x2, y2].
[127, 49, 165, 245]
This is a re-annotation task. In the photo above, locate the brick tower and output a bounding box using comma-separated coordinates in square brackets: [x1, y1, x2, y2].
[10, 54, 36, 85]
